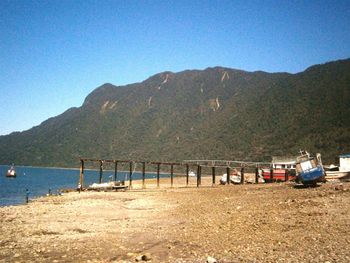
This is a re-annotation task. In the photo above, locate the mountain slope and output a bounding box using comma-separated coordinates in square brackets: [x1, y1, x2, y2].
[0, 59, 349, 167]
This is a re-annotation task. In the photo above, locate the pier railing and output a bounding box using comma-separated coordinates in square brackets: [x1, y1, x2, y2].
[78, 158, 279, 190]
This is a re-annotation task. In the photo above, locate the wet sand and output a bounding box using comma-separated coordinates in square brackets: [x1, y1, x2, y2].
[1, 179, 349, 262]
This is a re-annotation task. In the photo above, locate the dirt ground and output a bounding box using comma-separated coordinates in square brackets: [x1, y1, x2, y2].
[0, 178, 349, 263]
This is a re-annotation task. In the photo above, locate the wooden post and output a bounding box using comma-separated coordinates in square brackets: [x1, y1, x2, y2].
[79, 159, 84, 190]
[157, 163, 160, 188]
[227, 166, 231, 184]
[186, 164, 189, 186]
[114, 161, 118, 182]
[212, 166, 216, 185]
[196, 165, 201, 187]
[240, 167, 244, 184]
[129, 161, 133, 189]
[99, 160, 103, 184]
[142, 162, 146, 189]
[255, 167, 259, 184]
[270, 167, 273, 182]
[170, 164, 174, 187]
[285, 169, 289, 182]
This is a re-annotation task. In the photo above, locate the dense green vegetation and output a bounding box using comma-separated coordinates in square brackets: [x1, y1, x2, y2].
[0, 59, 349, 167]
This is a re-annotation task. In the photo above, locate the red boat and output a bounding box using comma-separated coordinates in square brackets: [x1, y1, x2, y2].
[262, 169, 295, 182]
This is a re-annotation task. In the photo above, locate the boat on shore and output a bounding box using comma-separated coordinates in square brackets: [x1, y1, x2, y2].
[325, 153, 350, 181]
[295, 151, 325, 185]
[189, 170, 196, 177]
[6, 165, 16, 177]
[262, 169, 295, 182]
[325, 170, 350, 181]
[220, 169, 241, 184]
[87, 181, 127, 191]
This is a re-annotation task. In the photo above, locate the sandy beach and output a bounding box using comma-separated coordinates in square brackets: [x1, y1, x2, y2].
[1, 178, 350, 263]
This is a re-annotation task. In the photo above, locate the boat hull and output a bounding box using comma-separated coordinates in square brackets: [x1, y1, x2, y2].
[262, 169, 295, 182]
[325, 170, 350, 181]
[6, 169, 16, 177]
[297, 166, 325, 184]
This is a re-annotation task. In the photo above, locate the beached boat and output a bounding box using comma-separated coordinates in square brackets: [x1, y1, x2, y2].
[220, 173, 241, 184]
[262, 169, 295, 182]
[189, 171, 196, 177]
[324, 164, 339, 171]
[325, 170, 350, 180]
[295, 151, 325, 185]
[325, 153, 350, 181]
[6, 165, 16, 177]
[87, 181, 127, 191]
[220, 169, 241, 184]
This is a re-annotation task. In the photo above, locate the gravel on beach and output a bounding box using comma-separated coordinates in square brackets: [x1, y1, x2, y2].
[1, 180, 349, 262]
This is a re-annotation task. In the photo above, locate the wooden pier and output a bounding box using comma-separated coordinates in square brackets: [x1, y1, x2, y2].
[77, 158, 284, 191]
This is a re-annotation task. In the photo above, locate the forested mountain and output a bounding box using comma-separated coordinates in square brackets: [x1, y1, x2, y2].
[1, 59, 349, 167]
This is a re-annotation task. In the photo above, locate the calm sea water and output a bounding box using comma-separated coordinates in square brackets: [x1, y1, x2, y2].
[0, 165, 158, 206]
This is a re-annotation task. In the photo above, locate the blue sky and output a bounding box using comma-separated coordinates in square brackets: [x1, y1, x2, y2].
[0, 0, 349, 135]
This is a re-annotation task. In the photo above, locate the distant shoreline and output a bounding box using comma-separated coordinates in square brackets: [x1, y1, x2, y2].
[0, 164, 80, 170]
[0, 164, 191, 176]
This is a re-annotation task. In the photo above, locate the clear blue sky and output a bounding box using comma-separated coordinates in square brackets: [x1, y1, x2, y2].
[0, 0, 349, 135]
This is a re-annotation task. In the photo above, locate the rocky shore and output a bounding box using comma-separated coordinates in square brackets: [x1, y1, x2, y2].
[1, 180, 349, 262]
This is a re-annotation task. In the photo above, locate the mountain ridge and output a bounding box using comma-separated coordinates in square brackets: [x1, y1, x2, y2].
[0, 58, 349, 167]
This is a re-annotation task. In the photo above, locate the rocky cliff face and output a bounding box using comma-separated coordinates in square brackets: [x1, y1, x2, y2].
[1, 59, 349, 167]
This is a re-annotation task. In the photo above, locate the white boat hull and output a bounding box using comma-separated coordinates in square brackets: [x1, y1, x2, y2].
[325, 170, 350, 180]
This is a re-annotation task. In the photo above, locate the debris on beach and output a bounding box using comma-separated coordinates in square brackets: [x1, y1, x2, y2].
[87, 181, 127, 191]
[207, 256, 218, 263]
[220, 173, 241, 184]
[135, 253, 152, 261]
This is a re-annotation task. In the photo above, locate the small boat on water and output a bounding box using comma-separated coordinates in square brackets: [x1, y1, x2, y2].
[6, 165, 16, 177]
[295, 151, 325, 185]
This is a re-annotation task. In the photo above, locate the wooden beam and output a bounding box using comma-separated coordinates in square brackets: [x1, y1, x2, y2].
[170, 164, 174, 187]
[157, 163, 160, 188]
[212, 166, 216, 185]
[114, 161, 118, 182]
[142, 162, 146, 189]
[150, 161, 182, 166]
[79, 159, 84, 190]
[99, 160, 103, 184]
[186, 164, 189, 186]
[227, 167, 231, 185]
[197, 165, 201, 187]
[270, 167, 273, 182]
[129, 161, 133, 189]
[240, 167, 244, 184]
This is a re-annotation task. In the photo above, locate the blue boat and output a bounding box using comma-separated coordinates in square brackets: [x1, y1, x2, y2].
[295, 151, 325, 185]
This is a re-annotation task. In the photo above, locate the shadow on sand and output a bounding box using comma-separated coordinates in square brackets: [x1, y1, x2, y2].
[293, 184, 321, 189]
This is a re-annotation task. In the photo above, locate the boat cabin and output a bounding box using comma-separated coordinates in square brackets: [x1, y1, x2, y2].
[271, 156, 296, 170]
[339, 153, 350, 172]
[296, 157, 317, 174]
